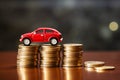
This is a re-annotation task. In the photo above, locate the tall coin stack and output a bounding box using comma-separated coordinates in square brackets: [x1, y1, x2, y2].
[39, 44, 61, 67]
[62, 44, 83, 67]
[17, 44, 39, 68]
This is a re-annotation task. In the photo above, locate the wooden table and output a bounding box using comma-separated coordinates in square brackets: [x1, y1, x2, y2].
[0, 51, 120, 80]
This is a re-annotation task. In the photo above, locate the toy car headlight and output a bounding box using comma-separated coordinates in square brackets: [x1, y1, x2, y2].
[21, 35, 23, 38]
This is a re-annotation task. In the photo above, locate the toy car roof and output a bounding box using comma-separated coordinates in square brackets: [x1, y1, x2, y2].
[36, 27, 58, 32]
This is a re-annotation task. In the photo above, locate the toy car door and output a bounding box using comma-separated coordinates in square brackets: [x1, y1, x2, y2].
[44, 29, 54, 41]
[32, 29, 44, 42]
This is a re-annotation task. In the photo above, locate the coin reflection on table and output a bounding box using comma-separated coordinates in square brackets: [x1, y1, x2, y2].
[40, 68, 61, 80]
[17, 68, 39, 80]
[85, 67, 95, 72]
[62, 67, 82, 80]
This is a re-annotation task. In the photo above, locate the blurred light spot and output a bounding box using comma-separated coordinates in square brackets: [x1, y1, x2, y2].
[109, 21, 119, 31]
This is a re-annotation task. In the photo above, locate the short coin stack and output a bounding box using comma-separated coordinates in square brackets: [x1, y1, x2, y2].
[84, 61, 115, 72]
[17, 44, 39, 68]
[39, 44, 61, 67]
[62, 44, 83, 67]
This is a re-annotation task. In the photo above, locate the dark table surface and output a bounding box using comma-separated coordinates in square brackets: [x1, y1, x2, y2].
[0, 51, 120, 80]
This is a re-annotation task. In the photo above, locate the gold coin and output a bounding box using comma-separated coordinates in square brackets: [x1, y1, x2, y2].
[64, 47, 83, 52]
[18, 49, 38, 53]
[63, 59, 82, 62]
[62, 63, 82, 67]
[63, 43, 83, 47]
[40, 64, 59, 67]
[40, 50, 60, 54]
[18, 47, 38, 51]
[63, 52, 82, 57]
[40, 57, 60, 60]
[17, 60, 37, 63]
[17, 55, 38, 60]
[63, 43, 83, 50]
[17, 63, 37, 66]
[62, 61, 78, 65]
[40, 53, 60, 58]
[40, 60, 60, 63]
[84, 61, 105, 68]
[63, 60, 82, 64]
[17, 61, 37, 66]
[63, 59, 82, 63]
[18, 52, 37, 56]
[19, 44, 39, 48]
[41, 48, 60, 52]
[63, 51, 83, 54]
[63, 57, 81, 61]
[17, 58, 38, 61]
[40, 61, 59, 65]
[40, 44, 61, 51]
[95, 66, 115, 70]
[40, 62, 59, 65]
[62, 64, 78, 67]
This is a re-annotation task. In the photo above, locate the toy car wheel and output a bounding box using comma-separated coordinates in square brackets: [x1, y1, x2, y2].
[50, 38, 58, 45]
[23, 38, 31, 46]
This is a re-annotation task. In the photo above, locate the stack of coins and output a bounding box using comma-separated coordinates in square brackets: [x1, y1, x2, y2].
[17, 44, 39, 68]
[39, 44, 61, 67]
[62, 43, 83, 67]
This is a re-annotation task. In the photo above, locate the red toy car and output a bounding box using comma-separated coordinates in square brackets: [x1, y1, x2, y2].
[20, 27, 63, 46]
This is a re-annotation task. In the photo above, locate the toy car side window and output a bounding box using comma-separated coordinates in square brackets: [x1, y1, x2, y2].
[36, 30, 43, 34]
[46, 30, 54, 33]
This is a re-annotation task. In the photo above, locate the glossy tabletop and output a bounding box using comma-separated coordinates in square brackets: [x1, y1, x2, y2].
[0, 51, 120, 80]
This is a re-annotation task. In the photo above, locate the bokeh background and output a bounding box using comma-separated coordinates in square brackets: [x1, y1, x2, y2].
[0, 0, 120, 51]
